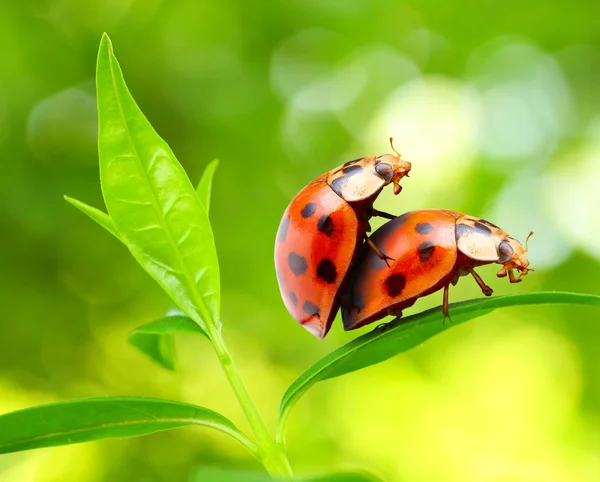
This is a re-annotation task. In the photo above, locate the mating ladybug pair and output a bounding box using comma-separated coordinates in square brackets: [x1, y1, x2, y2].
[274, 140, 533, 339]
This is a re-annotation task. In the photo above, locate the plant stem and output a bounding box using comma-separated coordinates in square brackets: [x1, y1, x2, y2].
[207, 325, 293, 479]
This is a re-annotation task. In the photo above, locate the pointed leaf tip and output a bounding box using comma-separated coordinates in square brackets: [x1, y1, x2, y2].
[100, 32, 112, 49]
[196, 159, 220, 214]
[64, 195, 121, 240]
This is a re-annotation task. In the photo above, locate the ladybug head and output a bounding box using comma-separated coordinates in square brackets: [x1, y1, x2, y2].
[496, 232, 534, 283]
[373, 138, 412, 195]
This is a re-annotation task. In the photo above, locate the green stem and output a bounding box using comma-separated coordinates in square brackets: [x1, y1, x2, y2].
[207, 325, 293, 479]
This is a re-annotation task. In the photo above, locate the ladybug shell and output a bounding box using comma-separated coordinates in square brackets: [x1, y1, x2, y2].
[275, 176, 360, 339]
[342, 210, 460, 330]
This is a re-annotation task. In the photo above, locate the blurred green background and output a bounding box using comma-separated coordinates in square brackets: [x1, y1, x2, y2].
[1, 0, 600, 480]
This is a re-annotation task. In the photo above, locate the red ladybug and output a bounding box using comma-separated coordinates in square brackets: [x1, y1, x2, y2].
[341, 209, 533, 330]
[275, 140, 412, 339]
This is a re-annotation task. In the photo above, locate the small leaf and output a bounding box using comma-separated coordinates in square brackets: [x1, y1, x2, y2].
[277, 291, 600, 443]
[0, 397, 258, 459]
[196, 159, 219, 214]
[64, 195, 120, 240]
[96, 33, 220, 330]
[129, 315, 208, 370]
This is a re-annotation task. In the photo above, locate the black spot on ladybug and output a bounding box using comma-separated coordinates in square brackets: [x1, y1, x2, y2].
[317, 215, 334, 237]
[415, 223, 434, 235]
[342, 164, 364, 176]
[385, 273, 407, 297]
[474, 221, 492, 235]
[316, 258, 337, 284]
[418, 241, 435, 261]
[289, 292, 298, 306]
[479, 219, 500, 229]
[375, 162, 394, 182]
[300, 203, 317, 218]
[288, 252, 307, 276]
[343, 158, 363, 167]
[277, 216, 290, 243]
[302, 300, 320, 317]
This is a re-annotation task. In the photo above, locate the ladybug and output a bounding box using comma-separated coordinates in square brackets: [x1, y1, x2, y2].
[275, 140, 412, 339]
[341, 209, 533, 330]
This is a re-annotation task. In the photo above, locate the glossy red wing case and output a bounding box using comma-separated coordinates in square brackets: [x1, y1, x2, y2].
[342, 210, 458, 330]
[275, 179, 360, 339]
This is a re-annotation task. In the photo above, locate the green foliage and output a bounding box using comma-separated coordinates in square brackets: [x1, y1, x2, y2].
[2, 31, 599, 482]
[277, 291, 600, 443]
[0, 397, 258, 458]
[196, 159, 219, 213]
[95, 33, 220, 330]
[128, 313, 207, 370]
[63, 195, 120, 240]
[127, 153, 218, 371]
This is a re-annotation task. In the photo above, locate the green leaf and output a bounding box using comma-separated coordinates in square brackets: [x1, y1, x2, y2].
[64, 195, 120, 240]
[278, 291, 600, 443]
[196, 159, 219, 214]
[129, 312, 208, 370]
[0, 397, 258, 459]
[96, 33, 220, 330]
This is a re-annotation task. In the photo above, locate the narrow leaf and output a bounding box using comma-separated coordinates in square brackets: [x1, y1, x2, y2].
[64, 195, 120, 240]
[96, 33, 220, 330]
[0, 397, 258, 458]
[278, 291, 600, 443]
[129, 315, 208, 370]
[196, 159, 219, 214]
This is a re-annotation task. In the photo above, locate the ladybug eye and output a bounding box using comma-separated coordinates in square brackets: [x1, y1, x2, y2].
[498, 240, 514, 263]
[375, 162, 394, 182]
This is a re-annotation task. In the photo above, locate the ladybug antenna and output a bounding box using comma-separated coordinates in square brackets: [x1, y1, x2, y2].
[524, 231, 534, 252]
[389, 137, 401, 157]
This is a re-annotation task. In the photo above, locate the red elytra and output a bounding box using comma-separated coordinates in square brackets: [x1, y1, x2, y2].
[341, 209, 533, 330]
[274, 142, 411, 339]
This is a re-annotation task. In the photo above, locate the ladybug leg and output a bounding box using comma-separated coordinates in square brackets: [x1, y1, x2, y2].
[365, 236, 395, 267]
[375, 322, 392, 333]
[388, 308, 404, 319]
[372, 209, 396, 220]
[442, 284, 453, 324]
[508, 269, 522, 284]
[468, 267, 494, 296]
